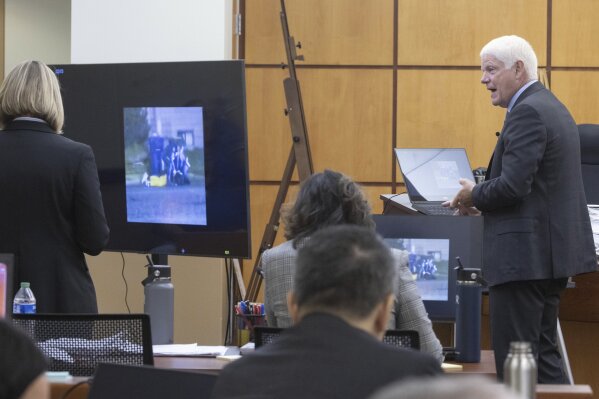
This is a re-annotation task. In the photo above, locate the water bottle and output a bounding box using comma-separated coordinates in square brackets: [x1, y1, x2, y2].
[454, 257, 482, 362]
[504, 341, 537, 399]
[13, 282, 36, 314]
[142, 264, 174, 345]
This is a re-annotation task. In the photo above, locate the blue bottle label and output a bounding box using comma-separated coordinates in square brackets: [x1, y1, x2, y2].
[13, 303, 36, 314]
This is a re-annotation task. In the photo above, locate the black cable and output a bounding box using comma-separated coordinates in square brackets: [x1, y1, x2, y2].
[381, 192, 404, 215]
[224, 259, 232, 346]
[120, 252, 131, 314]
[61, 378, 92, 399]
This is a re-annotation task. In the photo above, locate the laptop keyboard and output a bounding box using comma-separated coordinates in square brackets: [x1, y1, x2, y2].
[412, 203, 455, 216]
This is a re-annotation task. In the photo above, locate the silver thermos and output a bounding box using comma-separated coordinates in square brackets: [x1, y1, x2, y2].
[504, 341, 537, 399]
[142, 263, 174, 345]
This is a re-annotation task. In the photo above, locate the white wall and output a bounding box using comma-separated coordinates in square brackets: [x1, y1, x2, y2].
[71, 0, 232, 63]
[4, 0, 71, 74]
[4, 0, 236, 344]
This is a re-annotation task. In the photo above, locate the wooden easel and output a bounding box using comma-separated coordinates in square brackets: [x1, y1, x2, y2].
[244, 0, 314, 302]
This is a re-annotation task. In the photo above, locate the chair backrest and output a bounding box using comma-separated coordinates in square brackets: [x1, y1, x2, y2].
[383, 329, 420, 350]
[578, 124, 599, 204]
[12, 313, 153, 376]
[254, 326, 420, 350]
[254, 326, 284, 347]
[88, 363, 217, 399]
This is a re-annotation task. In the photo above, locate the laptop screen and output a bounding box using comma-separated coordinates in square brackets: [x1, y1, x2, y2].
[395, 148, 475, 202]
[0, 254, 14, 319]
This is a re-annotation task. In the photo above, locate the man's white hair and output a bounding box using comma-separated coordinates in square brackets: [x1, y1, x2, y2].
[480, 35, 538, 80]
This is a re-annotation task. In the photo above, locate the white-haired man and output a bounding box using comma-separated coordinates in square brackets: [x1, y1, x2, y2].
[447, 35, 596, 383]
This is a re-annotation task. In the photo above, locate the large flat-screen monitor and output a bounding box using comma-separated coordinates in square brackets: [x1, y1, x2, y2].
[53, 61, 251, 258]
[373, 215, 483, 321]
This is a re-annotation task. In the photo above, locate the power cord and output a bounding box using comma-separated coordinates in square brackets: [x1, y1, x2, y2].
[224, 258, 232, 346]
[381, 192, 404, 215]
[120, 252, 131, 313]
[61, 378, 93, 399]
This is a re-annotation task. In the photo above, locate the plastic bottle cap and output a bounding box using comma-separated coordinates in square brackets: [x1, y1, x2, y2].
[20, 282, 30, 288]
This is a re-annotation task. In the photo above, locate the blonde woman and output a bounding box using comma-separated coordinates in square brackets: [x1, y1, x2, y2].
[0, 60, 109, 313]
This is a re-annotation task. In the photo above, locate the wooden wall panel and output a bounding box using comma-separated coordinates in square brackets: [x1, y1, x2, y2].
[552, 0, 599, 67]
[245, 0, 394, 65]
[248, 67, 394, 182]
[246, 67, 293, 181]
[397, 0, 547, 66]
[396, 70, 505, 170]
[300, 69, 394, 182]
[560, 321, 599, 389]
[551, 71, 599, 124]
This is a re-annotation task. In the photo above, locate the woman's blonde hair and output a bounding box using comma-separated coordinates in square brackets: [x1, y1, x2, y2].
[0, 60, 64, 132]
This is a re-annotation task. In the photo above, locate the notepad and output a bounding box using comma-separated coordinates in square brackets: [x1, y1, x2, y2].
[441, 362, 464, 371]
[152, 344, 228, 357]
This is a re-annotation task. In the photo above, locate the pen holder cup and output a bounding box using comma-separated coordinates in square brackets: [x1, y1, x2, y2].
[235, 314, 266, 347]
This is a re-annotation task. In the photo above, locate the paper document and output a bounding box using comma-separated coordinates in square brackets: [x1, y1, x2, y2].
[441, 362, 464, 371]
[152, 344, 228, 357]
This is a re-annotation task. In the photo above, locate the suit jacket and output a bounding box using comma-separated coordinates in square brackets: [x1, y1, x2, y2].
[472, 82, 597, 286]
[262, 239, 444, 363]
[212, 313, 442, 399]
[0, 120, 109, 313]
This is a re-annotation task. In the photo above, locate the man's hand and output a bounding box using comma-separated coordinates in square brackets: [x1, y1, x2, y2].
[442, 179, 481, 216]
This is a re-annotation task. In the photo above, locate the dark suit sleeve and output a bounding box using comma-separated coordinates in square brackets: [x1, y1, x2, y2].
[73, 145, 109, 255]
[473, 104, 547, 211]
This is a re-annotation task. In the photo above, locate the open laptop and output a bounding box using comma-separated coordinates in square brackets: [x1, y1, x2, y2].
[88, 363, 217, 399]
[394, 148, 475, 215]
[0, 254, 14, 319]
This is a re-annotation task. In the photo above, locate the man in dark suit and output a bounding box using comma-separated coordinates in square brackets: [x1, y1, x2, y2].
[212, 225, 442, 399]
[447, 35, 596, 383]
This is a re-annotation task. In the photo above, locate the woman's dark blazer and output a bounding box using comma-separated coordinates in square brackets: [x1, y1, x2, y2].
[0, 120, 109, 313]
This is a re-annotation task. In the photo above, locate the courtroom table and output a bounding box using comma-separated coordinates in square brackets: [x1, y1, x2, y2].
[50, 350, 593, 399]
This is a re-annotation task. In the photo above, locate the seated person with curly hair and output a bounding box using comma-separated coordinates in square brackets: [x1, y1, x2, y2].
[262, 169, 444, 363]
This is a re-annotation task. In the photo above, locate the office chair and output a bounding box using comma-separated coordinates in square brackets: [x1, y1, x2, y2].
[578, 124, 599, 204]
[12, 313, 153, 376]
[254, 326, 420, 350]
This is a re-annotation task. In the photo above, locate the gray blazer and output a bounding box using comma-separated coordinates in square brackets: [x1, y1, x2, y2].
[472, 82, 596, 286]
[262, 239, 444, 363]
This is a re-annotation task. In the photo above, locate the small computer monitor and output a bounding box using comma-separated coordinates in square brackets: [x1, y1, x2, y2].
[0, 254, 14, 319]
[373, 215, 483, 321]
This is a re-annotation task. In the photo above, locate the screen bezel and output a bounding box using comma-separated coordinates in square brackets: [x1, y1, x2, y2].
[52, 61, 252, 259]
[373, 215, 483, 321]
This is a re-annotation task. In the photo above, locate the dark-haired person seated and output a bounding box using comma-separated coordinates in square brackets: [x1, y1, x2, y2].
[0, 320, 49, 399]
[212, 225, 442, 399]
[262, 169, 443, 362]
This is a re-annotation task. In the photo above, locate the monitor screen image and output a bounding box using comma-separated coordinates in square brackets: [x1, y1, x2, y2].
[373, 215, 483, 321]
[53, 61, 251, 258]
[384, 238, 450, 301]
[124, 106, 207, 226]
